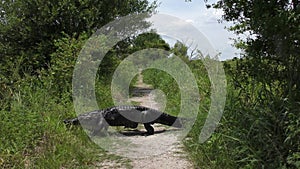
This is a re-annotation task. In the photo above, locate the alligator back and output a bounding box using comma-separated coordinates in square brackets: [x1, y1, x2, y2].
[63, 105, 183, 132]
[107, 105, 183, 128]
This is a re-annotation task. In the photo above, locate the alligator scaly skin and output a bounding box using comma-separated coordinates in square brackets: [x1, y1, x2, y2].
[64, 105, 182, 135]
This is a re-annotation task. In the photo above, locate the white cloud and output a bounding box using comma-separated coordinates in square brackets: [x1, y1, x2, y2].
[148, 0, 238, 60]
[185, 19, 195, 24]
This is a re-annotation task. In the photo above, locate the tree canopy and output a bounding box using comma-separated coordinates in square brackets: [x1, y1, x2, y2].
[210, 0, 300, 99]
[0, 0, 157, 72]
[201, 1, 300, 168]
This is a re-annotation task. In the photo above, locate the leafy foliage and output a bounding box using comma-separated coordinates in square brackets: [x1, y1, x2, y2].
[0, 0, 157, 168]
[184, 0, 300, 168]
[213, 0, 300, 98]
[0, 0, 157, 73]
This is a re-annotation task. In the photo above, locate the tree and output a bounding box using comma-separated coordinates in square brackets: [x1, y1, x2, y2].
[211, 0, 300, 99]
[205, 0, 300, 168]
[0, 0, 157, 73]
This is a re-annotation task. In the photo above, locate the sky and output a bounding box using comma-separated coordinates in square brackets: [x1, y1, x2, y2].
[148, 0, 241, 60]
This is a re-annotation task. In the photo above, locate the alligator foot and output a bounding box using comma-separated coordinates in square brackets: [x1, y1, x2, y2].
[143, 123, 154, 136]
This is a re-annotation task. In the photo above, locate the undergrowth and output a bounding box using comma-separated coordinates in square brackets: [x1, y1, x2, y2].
[0, 81, 106, 168]
[142, 57, 300, 168]
[0, 33, 124, 168]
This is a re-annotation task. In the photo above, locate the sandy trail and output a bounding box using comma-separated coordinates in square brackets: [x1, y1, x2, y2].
[98, 73, 193, 169]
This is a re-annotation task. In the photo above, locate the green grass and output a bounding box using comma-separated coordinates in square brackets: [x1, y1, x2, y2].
[183, 59, 300, 169]
[0, 77, 130, 168]
[141, 58, 299, 168]
[2, 54, 299, 168]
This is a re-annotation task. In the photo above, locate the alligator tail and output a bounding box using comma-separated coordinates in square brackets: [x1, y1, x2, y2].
[156, 113, 183, 128]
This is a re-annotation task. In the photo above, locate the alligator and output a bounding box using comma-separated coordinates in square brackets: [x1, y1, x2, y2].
[64, 105, 183, 136]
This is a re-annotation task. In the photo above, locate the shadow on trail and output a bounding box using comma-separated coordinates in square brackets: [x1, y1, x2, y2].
[117, 128, 182, 137]
[119, 129, 166, 136]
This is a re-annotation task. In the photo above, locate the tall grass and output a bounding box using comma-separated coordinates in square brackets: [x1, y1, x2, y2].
[184, 59, 300, 168]
[0, 33, 125, 168]
[0, 77, 105, 168]
[142, 57, 300, 168]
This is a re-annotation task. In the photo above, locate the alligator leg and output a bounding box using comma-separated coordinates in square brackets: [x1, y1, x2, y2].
[91, 118, 108, 136]
[143, 123, 154, 135]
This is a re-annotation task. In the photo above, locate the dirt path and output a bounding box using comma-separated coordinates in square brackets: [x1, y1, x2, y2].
[98, 72, 193, 169]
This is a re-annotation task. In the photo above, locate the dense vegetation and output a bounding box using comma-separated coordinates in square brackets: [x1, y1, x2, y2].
[0, 0, 157, 168]
[182, 0, 300, 168]
[1, 0, 299, 168]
